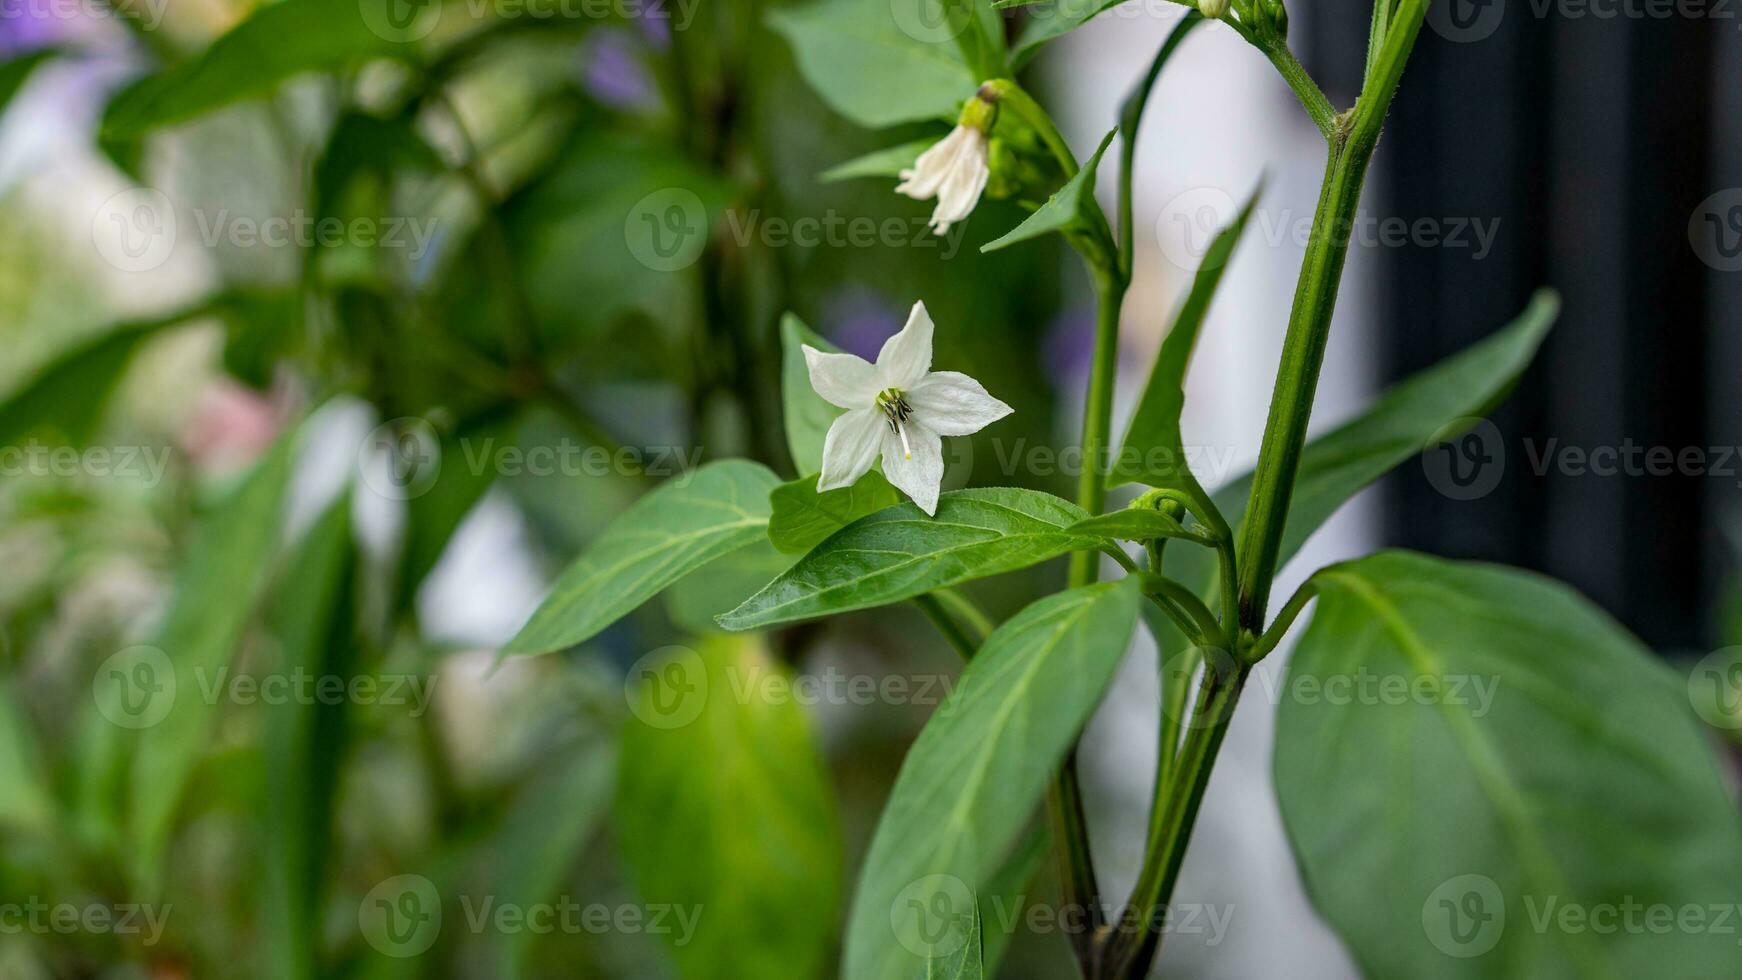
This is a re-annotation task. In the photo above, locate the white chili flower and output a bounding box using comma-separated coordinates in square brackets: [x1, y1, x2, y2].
[804, 301, 1012, 516]
[896, 90, 997, 235]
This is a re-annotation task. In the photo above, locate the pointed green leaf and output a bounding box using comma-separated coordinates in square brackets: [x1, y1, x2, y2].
[1012, 0, 1132, 68]
[769, 0, 975, 128]
[1111, 184, 1262, 516]
[1278, 551, 1742, 979]
[844, 581, 1140, 980]
[718, 488, 1108, 631]
[128, 437, 295, 883]
[1067, 508, 1198, 544]
[781, 314, 845, 476]
[0, 301, 222, 448]
[1221, 290, 1559, 569]
[505, 460, 782, 657]
[262, 494, 356, 980]
[768, 472, 904, 554]
[617, 636, 841, 980]
[102, 0, 409, 139]
[822, 140, 937, 183]
[981, 129, 1116, 253]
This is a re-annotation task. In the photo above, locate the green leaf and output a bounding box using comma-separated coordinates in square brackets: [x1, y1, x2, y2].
[0, 48, 60, 118]
[1066, 508, 1198, 544]
[617, 636, 841, 980]
[664, 539, 798, 635]
[0, 302, 219, 448]
[981, 129, 1116, 254]
[920, 900, 984, 979]
[822, 140, 937, 183]
[504, 461, 782, 657]
[718, 488, 1106, 631]
[769, 0, 975, 128]
[1111, 183, 1262, 515]
[101, 0, 408, 139]
[1011, 0, 1131, 68]
[127, 437, 295, 884]
[781, 313, 843, 476]
[768, 472, 904, 554]
[261, 494, 356, 980]
[976, 822, 1049, 974]
[844, 581, 1140, 980]
[1276, 551, 1742, 979]
[1221, 290, 1559, 570]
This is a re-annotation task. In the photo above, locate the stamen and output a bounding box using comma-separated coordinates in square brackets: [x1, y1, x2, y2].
[877, 388, 915, 459]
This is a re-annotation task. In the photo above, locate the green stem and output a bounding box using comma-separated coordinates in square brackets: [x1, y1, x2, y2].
[1234, 0, 1427, 633]
[932, 588, 996, 644]
[1105, 662, 1246, 976]
[1068, 268, 1129, 585]
[984, 79, 1081, 178]
[1221, 20, 1338, 141]
[1247, 579, 1318, 663]
[915, 593, 977, 660]
[1141, 577, 1223, 649]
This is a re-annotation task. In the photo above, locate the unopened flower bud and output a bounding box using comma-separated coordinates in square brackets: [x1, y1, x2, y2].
[1198, 0, 1229, 18]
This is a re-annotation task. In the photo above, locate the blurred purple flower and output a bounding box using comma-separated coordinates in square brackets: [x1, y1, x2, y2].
[582, 29, 657, 112]
[1044, 308, 1097, 390]
[0, 9, 63, 56]
[638, 1, 673, 49]
[822, 287, 900, 361]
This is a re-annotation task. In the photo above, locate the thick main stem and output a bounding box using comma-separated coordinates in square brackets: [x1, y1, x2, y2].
[1234, 0, 1427, 633]
[1109, 4, 1430, 977]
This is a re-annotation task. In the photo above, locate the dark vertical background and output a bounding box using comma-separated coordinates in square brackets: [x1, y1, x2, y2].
[1309, 0, 1731, 650]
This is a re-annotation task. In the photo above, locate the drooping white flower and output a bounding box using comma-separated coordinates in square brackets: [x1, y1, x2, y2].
[804, 301, 1012, 516]
[896, 90, 997, 235]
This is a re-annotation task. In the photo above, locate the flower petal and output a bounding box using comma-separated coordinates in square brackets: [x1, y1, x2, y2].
[803, 345, 878, 410]
[875, 301, 934, 390]
[906, 371, 1013, 436]
[895, 126, 969, 201]
[881, 421, 944, 516]
[928, 133, 989, 234]
[818, 408, 884, 491]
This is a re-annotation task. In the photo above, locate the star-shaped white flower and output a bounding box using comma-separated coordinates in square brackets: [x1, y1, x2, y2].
[896, 124, 991, 236]
[804, 301, 1012, 516]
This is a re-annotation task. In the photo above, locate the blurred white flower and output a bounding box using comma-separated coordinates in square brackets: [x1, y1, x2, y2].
[804, 301, 1012, 516]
